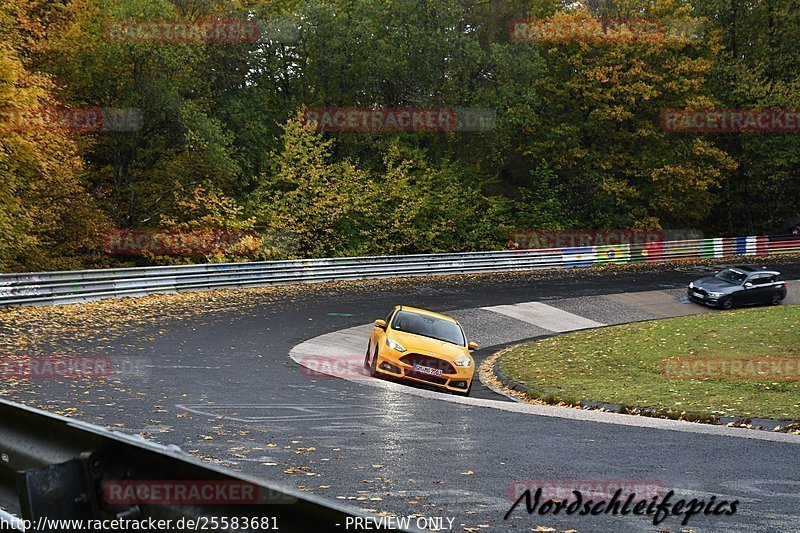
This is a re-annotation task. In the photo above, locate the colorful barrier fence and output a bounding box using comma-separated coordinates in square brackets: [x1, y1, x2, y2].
[569, 236, 783, 267]
[0, 234, 798, 307]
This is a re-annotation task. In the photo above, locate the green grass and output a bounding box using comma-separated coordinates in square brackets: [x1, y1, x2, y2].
[499, 305, 800, 421]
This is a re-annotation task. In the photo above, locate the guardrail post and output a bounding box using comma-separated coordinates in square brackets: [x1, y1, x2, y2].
[18, 457, 99, 521]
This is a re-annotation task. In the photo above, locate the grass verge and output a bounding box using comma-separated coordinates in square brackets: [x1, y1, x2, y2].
[499, 305, 800, 421]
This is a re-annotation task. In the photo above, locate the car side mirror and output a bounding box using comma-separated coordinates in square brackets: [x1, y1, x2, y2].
[468, 342, 479, 351]
[374, 319, 387, 330]
[744, 282, 753, 288]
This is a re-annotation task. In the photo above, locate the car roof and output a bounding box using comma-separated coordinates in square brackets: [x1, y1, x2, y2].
[727, 265, 780, 275]
[395, 306, 458, 323]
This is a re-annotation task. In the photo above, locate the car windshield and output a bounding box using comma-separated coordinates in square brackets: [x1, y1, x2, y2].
[714, 268, 747, 284]
[391, 311, 465, 346]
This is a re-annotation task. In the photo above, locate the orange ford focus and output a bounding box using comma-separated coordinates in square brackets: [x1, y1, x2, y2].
[365, 306, 478, 396]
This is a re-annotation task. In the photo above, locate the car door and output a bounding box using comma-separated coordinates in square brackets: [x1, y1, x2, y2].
[756, 274, 781, 304]
[742, 274, 770, 305]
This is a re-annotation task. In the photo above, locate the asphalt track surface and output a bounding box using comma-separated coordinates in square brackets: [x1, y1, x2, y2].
[3, 261, 800, 532]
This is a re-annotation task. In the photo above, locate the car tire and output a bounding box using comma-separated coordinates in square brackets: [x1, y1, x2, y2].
[369, 346, 380, 377]
[720, 296, 734, 310]
[770, 292, 784, 306]
[364, 343, 372, 370]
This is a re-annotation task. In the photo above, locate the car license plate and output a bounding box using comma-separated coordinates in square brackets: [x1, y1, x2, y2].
[413, 364, 443, 377]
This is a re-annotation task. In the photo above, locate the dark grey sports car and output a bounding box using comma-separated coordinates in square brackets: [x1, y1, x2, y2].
[688, 266, 788, 309]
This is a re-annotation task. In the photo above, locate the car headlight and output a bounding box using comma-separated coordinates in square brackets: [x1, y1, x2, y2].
[688, 282, 694, 289]
[707, 291, 724, 298]
[454, 357, 472, 367]
[385, 338, 407, 353]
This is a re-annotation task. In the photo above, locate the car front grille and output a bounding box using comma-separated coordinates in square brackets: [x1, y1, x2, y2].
[399, 354, 457, 375]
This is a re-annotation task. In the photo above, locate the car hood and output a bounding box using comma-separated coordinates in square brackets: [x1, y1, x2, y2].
[693, 276, 739, 292]
[388, 330, 469, 360]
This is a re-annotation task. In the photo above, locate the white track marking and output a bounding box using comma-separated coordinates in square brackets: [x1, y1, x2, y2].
[292, 325, 371, 358]
[143, 365, 222, 370]
[290, 334, 800, 443]
[176, 403, 389, 422]
[481, 302, 604, 332]
[289, 290, 800, 444]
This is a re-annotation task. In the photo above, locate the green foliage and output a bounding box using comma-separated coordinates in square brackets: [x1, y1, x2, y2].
[2, 0, 799, 271]
[364, 143, 507, 255]
[512, 164, 577, 230]
[254, 112, 374, 257]
[697, 0, 800, 233]
[254, 112, 504, 258]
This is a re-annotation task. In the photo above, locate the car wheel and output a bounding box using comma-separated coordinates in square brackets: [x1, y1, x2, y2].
[369, 346, 380, 377]
[364, 343, 372, 370]
[720, 296, 734, 310]
[770, 292, 783, 306]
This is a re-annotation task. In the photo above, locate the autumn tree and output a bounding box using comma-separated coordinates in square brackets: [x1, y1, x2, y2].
[0, 5, 111, 271]
[515, 1, 736, 229]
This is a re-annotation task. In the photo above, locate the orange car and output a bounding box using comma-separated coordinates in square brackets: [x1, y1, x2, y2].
[364, 306, 478, 396]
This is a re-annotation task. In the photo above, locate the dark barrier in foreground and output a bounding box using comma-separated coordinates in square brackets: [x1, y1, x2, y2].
[0, 399, 414, 532]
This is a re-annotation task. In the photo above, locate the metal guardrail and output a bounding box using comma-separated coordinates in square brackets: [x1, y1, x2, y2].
[0, 399, 415, 532]
[0, 237, 798, 529]
[1, 235, 798, 307]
